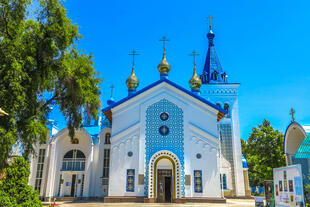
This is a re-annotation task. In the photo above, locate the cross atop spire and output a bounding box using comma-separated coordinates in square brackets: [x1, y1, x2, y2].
[107, 84, 115, 105]
[159, 36, 170, 53]
[290, 108, 295, 122]
[189, 50, 200, 68]
[207, 15, 213, 30]
[199, 19, 228, 84]
[128, 49, 139, 67]
[110, 85, 114, 98]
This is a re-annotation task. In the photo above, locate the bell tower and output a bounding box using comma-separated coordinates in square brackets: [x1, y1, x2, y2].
[199, 19, 245, 197]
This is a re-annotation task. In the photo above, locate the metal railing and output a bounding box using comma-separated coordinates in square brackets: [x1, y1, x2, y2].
[61, 158, 85, 171]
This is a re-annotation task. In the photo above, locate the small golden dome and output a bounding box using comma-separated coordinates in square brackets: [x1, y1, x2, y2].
[157, 52, 171, 74]
[126, 66, 139, 90]
[189, 67, 202, 91]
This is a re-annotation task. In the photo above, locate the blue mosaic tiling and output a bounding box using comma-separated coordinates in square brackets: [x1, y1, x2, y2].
[144, 99, 185, 196]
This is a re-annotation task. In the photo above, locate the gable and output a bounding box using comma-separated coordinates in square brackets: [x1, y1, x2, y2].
[102, 79, 226, 123]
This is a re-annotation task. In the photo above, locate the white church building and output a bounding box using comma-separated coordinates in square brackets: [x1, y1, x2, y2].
[29, 26, 249, 202]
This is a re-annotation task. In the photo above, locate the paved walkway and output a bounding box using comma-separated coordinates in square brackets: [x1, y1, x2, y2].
[46, 199, 255, 207]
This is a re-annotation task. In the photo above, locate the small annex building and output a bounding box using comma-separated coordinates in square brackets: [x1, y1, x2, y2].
[284, 117, 310, 186]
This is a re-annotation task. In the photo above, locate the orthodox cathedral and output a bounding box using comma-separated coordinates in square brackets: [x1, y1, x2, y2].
[29, 25, 250, 202]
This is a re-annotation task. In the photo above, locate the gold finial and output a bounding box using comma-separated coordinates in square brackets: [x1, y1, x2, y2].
[207, 15, 213, 30]
[157, 36, 171, 75]
[189, 50, 202, 91]
[126, 50, 139, 91]
[290, 108, 295, 122]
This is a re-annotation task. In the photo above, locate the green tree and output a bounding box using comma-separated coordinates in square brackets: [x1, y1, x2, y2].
[242, 119, 286, 186]
[0, 157, 42, 207]
[0, 0, 101, 170]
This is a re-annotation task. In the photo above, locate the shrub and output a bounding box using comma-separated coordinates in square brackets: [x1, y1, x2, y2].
[0, 157, 42, 207]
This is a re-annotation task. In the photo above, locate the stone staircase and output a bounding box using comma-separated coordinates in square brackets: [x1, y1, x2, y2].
[54, 197, 80, 202]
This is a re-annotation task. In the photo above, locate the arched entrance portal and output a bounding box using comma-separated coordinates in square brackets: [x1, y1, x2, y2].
[148, 151, 181, 202]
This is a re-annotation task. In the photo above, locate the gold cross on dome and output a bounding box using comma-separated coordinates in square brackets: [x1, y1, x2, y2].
[207, 15, 213, 29]
[128, 49, 139, 67]
[189, 50, 200, 67]
[290, 108, 295, 122]
[159, 36, 170, 52]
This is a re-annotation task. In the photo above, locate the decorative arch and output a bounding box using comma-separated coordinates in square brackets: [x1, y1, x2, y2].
[148, 150, 181, 199]
[53, 128, 93, 145]
[284, 122, 306, 155]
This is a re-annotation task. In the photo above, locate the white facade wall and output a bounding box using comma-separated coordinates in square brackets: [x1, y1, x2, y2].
[109, 83, 222, 198]
[201, 83, 246, 197]
[29, 129, 95, 200]
[29, 82, 232, 200]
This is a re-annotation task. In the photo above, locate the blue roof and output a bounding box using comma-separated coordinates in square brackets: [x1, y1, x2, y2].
[200, 29, 227, 84]
[295, 133, 310, 158]
[102, 78, 226, 114]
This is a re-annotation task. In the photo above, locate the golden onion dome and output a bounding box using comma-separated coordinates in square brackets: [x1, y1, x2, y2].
[189, 67, 202, 91]
[157, 52, 171, 74]
[126, 66, 139, 90]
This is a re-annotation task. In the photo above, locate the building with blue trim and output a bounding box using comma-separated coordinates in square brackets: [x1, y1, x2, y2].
[29, 25, 248, 202]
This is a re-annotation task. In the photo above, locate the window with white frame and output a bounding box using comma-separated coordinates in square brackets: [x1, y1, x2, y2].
[61, 150, 86, 171]
[35, 149, 46, 193]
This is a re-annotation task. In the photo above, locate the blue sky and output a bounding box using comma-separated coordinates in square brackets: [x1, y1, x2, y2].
[53, 0, 310, 139]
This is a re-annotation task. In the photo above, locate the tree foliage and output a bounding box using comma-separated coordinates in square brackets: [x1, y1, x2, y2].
[0, 157, 42, 207]
[0, 0, 101, 170]
[242, 119, 286, 186]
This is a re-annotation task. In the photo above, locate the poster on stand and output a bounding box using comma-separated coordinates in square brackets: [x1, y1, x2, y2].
[273, 164, 305, 207]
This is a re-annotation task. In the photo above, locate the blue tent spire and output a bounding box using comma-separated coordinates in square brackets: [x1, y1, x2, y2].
[200, 25, 227, 84]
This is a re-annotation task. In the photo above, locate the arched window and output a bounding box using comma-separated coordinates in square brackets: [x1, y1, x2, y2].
[224, 103, 230, 118]
[105, 133, 111, 144]
[212, 71, 218, 81]
[61, 150, 86, 171]
[216, 103, 221, 108]
[222, 72, 227, 82]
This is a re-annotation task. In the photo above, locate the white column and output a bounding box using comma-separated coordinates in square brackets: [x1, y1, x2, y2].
[83, 143, 93, 197]
[231, 98, 245, 197]
[45, 142, 57, 200]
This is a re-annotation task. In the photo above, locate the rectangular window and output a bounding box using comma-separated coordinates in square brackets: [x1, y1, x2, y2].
[102, 149, 110, 178]
[105, 133, 111, 144]
[35, 149, 45, 194]
[58, 174, 62, 196]
[80, 174, 85, 196]
[219, 124, 235, 190]
[126, 169, 135, 192]
[194, 170, 202, 193]
[220, 174, 227, 190]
